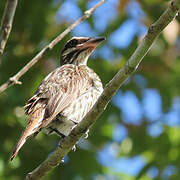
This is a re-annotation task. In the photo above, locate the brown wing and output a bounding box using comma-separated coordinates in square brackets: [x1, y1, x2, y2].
[11, 64, 92, 160]
[26, 64, 92, 117]
[40, 64, 93, 127]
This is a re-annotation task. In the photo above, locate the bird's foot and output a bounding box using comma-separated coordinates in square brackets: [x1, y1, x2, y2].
[61, 158, 65, 163]
[84, 129, 89, 139]
[72, 145, 76, 151]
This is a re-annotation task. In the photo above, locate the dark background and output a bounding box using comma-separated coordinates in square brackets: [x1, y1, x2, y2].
[0, 0, 180, 179]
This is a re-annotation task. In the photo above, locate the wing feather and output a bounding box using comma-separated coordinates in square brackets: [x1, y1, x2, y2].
[35, 64, 93, 128]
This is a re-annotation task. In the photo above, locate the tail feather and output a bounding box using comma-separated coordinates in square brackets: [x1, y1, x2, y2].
[10, 131, 29, 161]
[10, 108, 44, 161]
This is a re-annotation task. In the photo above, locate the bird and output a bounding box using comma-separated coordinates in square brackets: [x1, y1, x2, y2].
[10, 36, 105, 161]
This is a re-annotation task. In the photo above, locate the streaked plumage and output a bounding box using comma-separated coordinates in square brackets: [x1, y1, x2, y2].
[11, 37, 105, 161]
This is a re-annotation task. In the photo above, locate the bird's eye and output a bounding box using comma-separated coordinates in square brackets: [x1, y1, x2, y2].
[69, 39, 78, 47]
[78, 39, 89, 44]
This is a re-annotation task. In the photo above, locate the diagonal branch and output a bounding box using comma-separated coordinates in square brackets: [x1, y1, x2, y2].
[0, 0, 107, 95]
[0, 0, 18, 61]
[25, 0, 180, 180]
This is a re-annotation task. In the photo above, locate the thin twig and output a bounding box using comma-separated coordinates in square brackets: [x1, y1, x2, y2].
[0, 0, 107, 94]
[25, 0, 180, 179]
[0, 0, 18, 61]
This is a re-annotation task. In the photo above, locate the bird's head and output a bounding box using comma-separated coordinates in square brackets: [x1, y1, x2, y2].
[60, 37, 105, 66]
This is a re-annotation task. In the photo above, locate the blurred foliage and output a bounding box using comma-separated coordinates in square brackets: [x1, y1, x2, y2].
[0, 0, 180, 180]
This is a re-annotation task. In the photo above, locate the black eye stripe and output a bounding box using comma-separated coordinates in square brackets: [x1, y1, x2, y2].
[60, 38, 91, 65]
[61, 39, 78, 54]
[69, 39, 78, 46]
[78, 39, 90, 44]
[66, 39, 78, 48]
[61, 38, 91, 55]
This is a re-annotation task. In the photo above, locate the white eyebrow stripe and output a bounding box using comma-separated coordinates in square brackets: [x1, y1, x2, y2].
[68, 37, 90, 42]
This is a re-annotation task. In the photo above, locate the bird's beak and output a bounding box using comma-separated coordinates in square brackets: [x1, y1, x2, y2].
[77, 37, 105, 49]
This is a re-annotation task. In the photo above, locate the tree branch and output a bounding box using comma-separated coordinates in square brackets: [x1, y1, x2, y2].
[0, 0, 18, 61]
[25, 0, 180, 180]
[0, 0, 107, 95]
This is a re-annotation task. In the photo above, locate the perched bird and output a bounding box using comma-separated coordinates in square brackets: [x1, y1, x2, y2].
[10, 37, 105, 161]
